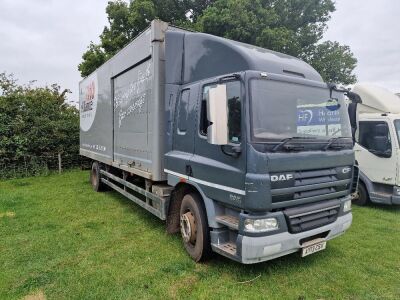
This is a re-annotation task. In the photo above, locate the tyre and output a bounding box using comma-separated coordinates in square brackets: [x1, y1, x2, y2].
[179, 193, 211, 262]
[90, 162, 106, 192]
[353, 182, 369, 206]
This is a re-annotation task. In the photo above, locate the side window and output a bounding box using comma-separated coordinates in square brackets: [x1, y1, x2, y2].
[200, 81, 241, 144]
[358, 121, 392, 156]
[177, 89, 190, 133]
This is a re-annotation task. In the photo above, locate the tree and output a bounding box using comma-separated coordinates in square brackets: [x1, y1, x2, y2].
[78, 43, 107, 79]
[306, 41, 357, 85]
[198, 0, 357, 84]
[79, 0, 216, 77]
[0, 72, 80, 176]
[79, 0, 357, 84]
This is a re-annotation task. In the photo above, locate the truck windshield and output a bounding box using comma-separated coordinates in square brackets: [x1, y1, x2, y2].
[250, 79, 352, 142]
[395, 120, 400, 147]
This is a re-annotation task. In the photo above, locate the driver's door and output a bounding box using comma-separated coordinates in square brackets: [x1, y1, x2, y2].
[189, 79, 247, 206]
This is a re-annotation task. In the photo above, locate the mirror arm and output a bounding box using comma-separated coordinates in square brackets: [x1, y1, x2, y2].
[327, 83, 336, 98]
[327, 83, 363, 104]
[345, 91, 362, 104]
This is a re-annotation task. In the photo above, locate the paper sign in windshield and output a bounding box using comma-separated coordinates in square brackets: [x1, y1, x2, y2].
[297, 106, 342, 136]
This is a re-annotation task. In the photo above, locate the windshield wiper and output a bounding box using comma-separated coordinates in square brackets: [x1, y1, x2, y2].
[323, 137, 350, 151]
[272, 136, 315, 152]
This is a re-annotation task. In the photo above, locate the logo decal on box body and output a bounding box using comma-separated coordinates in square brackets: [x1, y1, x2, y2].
[80, 73, 98, 132]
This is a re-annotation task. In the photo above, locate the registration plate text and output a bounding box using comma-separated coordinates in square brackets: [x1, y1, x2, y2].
[301, 241, 327, 257]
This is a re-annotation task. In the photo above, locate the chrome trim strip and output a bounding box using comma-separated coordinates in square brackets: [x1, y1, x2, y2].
[164, 169, 246, 195]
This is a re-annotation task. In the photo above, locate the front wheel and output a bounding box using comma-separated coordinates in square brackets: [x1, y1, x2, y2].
[353, 182, 369, 206]
[179, 193, 211, 262]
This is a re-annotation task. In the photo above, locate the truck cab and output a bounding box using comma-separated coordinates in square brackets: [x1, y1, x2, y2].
[352, 84, 400, 205]
[163, 30, 356, 263]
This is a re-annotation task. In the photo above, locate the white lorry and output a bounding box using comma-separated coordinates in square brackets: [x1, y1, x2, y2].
[352, 83, 400, 205]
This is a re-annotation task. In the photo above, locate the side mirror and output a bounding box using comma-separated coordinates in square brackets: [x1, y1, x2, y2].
[347, 91, 362, 143]
[207, 84, 228, 145]
[348, 103, 358, 129]
[348, 103, 358, 143]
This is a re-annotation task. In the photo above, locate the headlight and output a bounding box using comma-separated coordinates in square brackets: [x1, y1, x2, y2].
[394, 186, 400, 196]
[343, 200, 352, 212]
[244, 218, 279, 233]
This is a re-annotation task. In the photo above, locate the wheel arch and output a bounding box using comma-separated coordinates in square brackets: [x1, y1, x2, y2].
[166, 181, 221, 234]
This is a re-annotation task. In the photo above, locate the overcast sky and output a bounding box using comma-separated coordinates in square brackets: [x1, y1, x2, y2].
[323, 0, 400, 92]
[0, 0, 399, 104]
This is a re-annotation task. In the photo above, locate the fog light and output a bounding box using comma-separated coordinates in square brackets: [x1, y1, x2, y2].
[244, 218, 278, 233]
[343, 200, 352, 212]
[394, 186, 400, 196]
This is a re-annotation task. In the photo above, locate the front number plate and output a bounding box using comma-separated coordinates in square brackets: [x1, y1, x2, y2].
[301, 241, 327, 257]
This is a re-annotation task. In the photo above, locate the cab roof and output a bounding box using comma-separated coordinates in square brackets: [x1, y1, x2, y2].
[353, 83, 400, 114]
[165, 30, 323, 85]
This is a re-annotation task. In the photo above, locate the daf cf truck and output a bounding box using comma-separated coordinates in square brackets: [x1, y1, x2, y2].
[352, 83, 400, 206]
[80, 20, 359, 264]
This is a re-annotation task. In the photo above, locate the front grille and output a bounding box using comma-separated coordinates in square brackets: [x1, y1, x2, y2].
[271, 166, 352, 206]
[283, 199, 340, 233]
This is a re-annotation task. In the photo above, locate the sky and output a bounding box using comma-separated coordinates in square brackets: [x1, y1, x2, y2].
[0, 0, 109, 104]
[0, 0, 399, 105]
[323, 0, 400, 93]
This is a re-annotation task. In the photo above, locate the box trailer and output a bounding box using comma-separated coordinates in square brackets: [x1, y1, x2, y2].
[80, 20, 359, 264]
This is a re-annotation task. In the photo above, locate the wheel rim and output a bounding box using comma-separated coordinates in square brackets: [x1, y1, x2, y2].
[180, 211, 197, 245]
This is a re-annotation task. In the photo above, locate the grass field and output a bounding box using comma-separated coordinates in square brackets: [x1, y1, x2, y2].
[0, 170, 399, 299]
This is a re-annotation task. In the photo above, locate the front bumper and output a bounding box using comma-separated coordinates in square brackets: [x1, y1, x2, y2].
[238, 213, 352, 264]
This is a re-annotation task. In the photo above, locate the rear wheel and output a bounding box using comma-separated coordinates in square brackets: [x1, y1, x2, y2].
[353, 182, 369, 206]
[90, 162, 106, 192]
[179, 193, 211, 262]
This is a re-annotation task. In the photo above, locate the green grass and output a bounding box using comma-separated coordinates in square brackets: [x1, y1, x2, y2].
[0, 170, 399, 299]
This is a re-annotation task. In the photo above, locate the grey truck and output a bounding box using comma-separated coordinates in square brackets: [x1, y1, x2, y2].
[80, 20, 359, 264]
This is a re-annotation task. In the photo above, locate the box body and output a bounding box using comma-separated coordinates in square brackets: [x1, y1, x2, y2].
[80, 20, 169, 181]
